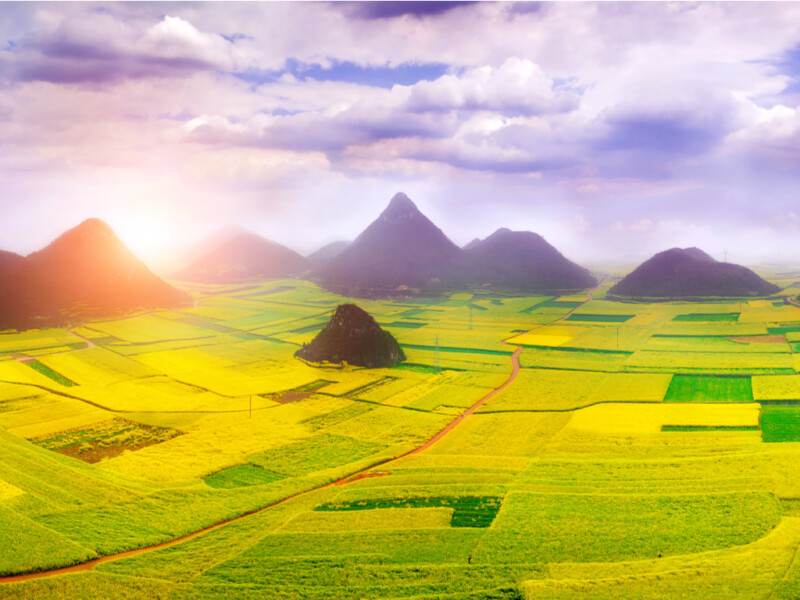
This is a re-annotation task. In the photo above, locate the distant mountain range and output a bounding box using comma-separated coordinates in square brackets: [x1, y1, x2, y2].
[608, 247, 781, 298]
[0, 219, 188, 330]
[175, 232, 309, 283]
[312, 192, 596, 296]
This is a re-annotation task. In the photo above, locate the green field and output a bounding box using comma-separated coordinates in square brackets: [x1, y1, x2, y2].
[2, 278, 800, 599]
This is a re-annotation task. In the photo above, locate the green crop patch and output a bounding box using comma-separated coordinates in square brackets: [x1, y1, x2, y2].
[30, 418, 183, 463]
[566, 313, 634, 323]
[672, 313, 740, 322]
[661, 424, 760, 432]
[25, 360, 75, 387]
[664, 374, 754, 402]
[767, 324, 800, 335]
[761, 406, 800, 442]
[383, 321, 428, 329]
[315, 496, 503, 528]
[203, 465, 284, 489]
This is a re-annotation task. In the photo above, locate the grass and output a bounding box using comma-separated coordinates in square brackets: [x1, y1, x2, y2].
[664, 374, 754, 403]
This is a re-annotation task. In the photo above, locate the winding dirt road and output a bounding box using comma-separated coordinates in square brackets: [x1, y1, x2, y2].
[0, 285, 597, 585]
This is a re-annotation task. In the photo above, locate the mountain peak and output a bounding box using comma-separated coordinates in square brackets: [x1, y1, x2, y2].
[660, 247, 716, 263]
[72, 218, 114, 237]
[381, 192, 420, 220]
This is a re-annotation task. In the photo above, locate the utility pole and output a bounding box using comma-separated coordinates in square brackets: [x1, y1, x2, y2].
[435, 334, 440, 372]
[468, 305, 473, 330]
[616, 327, 619, 350]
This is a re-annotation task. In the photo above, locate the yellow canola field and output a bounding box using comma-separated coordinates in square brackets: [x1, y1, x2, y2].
[427, 412, 571, 457]
[133, 348, 322, 397]
[0, 479, 25, 500]
[752, 375, 800, 400]
[0, 394, 110, 439]
[0, 360, 70, 388]
[98, 410, 311, 482]
[278, 507, 453, 533]
[507, 325, 588, 347]
[566, 403, 760, 436]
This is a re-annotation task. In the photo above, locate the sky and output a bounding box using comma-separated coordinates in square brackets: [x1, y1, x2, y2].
[2, 1, 800, 270]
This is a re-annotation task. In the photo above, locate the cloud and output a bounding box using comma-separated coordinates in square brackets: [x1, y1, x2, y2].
[4, 13, 256, 85]
[334, 2, 472, 20]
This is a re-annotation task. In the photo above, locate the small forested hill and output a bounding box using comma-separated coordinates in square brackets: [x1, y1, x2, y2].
[313, 193, 462, 295]
[0, 218, 188, 330]
[609, 247, 781, 298]
[176, 232, 310, 283]
[461, 228, 597, 292]
[296, 303, 405, 368]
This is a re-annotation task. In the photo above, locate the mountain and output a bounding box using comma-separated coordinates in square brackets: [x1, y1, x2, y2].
[0, 218, 189, 330]
[461, 228, 597, 292]
[608, 247, 781, 298]
[462, 238, 482, 251]
[313, 192, 462, 295]
[175, 232, 310, 283]
[176, 223, 251, 271]
[307, 240, 350, 265]
[296, 303, 405, 368]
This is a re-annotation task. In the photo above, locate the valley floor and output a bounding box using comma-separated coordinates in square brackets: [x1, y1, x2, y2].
[2, 277, 800, 599]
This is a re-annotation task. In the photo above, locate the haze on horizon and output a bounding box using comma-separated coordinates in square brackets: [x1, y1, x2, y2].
[1, 1, 800, 271]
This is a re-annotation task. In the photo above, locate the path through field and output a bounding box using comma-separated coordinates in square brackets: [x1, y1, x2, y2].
[0, 283, 600, 584]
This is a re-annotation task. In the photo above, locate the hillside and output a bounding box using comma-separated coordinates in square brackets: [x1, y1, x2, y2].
[609, 247, 781, 298]
[0, 218, 188, 329]
[313, 192, 462, 295]
[175, 232, 310, 283]
[461, 228, 597, 292]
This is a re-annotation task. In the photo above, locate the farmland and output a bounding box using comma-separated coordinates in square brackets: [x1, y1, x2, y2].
[1, 278, 800, 599]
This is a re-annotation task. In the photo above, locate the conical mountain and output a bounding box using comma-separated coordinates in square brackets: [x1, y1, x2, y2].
[296, 303, 405, 368]
[176, 232, 309, 283]
[0, 218, 188, 329]
[461, 228, 596, 292]
[609, 247, 781, 298]
[314, 192, 461, 295]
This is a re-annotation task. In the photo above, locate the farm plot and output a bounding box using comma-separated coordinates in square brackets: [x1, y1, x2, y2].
[752, 375, 800, 401]
[646, 335, 792, 354]
[664, 375, 754, 403]
[315, 495, 503, 528]
[248, 434, 387, 477]
[480, 368, 606, 412]
[623, 349, 795, 374]
[761, 407, 800, 442]
[85, 315, 217, 344]
[472, 491, 781, 564]
[29, 418, 183, 463]
[519, 346, 632, 372]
